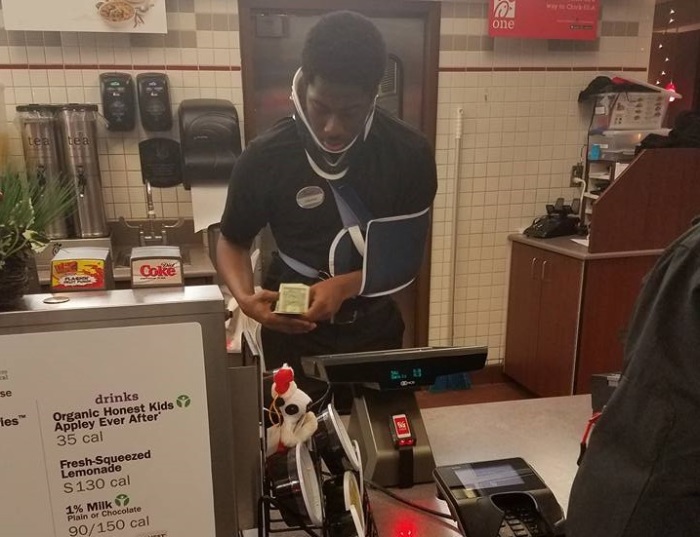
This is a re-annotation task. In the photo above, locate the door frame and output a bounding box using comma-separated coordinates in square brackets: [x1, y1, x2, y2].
[237, 0, 441, 346]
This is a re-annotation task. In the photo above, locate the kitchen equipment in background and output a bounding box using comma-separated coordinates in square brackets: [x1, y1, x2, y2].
[178, 99, 242, 188]
[376, 53, 404, 119]
[100, 72, 136, 131]
[56, 104, 109, 238]
[139, 137, 181, 190]
[134, 138, 184, 246]
[137, 73, 173, 132]
[16, 104, 69, 239]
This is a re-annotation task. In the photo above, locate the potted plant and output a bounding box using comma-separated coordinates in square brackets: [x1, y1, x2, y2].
[0, 170, 75, 310]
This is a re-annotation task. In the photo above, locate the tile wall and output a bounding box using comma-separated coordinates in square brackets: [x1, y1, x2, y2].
[0, 0, 656, 364]
[0, 0, 243, 221]
[429, 0, 656, 363]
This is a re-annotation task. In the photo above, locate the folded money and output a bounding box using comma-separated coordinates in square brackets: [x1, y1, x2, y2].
[275, 283, 310, 314]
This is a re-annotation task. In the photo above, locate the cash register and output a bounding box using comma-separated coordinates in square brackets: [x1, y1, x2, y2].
[301, 346, 487, 487]
[433, 458, 566, 537]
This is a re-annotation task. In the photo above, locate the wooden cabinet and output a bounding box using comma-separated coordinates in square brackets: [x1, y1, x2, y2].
[506, 149, 700, 396]
[505, 237, 659, 397]
[504, 242, 583, 397]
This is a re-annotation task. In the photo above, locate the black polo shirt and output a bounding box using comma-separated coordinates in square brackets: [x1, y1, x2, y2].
[220, 107, 437, 284]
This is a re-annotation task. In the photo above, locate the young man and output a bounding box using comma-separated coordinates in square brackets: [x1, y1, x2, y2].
[217, 11, 437, 400]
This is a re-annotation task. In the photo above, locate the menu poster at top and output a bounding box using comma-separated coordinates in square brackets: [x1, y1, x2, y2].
[489, 0, 599, 41]
[0, 323, 215, 537]
[3, 0, 167, 33]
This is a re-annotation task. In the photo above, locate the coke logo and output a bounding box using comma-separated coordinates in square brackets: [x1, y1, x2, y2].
[139, 263, 177, 277]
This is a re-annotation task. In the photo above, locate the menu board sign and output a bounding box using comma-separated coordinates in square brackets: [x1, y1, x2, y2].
[2, 0, 167, 34]
[0, 323, 216, 537]
[489, 0, 599, 41]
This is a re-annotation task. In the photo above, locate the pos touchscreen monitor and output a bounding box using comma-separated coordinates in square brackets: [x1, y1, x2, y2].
[301, 346, 487, 390]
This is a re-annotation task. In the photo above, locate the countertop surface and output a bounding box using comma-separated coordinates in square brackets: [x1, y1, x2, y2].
[367, 395, 591, 536]
[509, 233, 664, 260]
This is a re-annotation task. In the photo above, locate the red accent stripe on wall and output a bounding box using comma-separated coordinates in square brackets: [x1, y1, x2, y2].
[0, 62, 645, 74]
[439, 66, 647, 73]
[0, 63, 242, 71]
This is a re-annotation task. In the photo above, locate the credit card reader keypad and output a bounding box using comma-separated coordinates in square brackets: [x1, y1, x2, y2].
[495, 495, 545, 537]
[433, 458, 566, 537]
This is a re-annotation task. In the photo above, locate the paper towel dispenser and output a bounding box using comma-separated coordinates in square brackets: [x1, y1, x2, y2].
[179, 99, 242, 189]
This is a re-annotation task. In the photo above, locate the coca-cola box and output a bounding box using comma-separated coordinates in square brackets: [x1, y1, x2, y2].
[130, 246, 184, 288]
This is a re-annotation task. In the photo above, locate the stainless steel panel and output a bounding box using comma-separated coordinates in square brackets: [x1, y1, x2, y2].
[56, 106, 109, 238]
[227, 358, 263, 530]
[17, 106, 69, 239]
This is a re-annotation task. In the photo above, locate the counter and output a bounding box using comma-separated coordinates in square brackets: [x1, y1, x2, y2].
[368, 395, 591, 536]
[509, 233, 664, 260]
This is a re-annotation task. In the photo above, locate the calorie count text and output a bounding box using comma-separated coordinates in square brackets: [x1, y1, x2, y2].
[53, 400, 174, 433]
[68, 516, 151, 536]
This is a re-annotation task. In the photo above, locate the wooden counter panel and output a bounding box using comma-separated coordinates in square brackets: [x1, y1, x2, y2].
[575, 254, 659, 393]
[589, 148, 700, 253]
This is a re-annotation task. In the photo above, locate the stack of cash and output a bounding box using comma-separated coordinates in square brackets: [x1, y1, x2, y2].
[275, 283, 310, 314]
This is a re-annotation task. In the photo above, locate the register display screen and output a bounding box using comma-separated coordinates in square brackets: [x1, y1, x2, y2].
[455, 463, 525, 491]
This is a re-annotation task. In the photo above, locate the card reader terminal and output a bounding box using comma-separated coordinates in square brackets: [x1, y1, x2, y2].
[433, 458, 565, 537]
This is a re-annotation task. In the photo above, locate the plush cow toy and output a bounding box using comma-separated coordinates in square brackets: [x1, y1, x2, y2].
[266, 364, 318, 457]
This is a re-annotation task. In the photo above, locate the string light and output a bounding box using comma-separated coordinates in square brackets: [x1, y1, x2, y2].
[654, 2, 678, 90]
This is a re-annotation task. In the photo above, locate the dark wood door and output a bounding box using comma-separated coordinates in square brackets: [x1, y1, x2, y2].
[534, 250, 583, 397]
[504, 242, 543, 391]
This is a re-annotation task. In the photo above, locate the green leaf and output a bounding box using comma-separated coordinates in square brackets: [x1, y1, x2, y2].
[0, 168, 76, 264]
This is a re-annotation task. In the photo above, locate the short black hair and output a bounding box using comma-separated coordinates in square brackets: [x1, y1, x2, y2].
[301, 11, 387, 94]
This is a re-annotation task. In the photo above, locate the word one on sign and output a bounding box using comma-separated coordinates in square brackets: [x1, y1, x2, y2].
[489, 0, 599, 41]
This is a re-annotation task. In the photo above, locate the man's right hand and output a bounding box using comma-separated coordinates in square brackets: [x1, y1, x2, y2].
[240, 289, 317, 334]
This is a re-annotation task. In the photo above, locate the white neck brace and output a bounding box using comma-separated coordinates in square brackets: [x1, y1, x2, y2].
[290, 68, 376, 181]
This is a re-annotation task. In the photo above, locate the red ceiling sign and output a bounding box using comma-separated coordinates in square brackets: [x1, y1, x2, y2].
[488, 0, 599, 41]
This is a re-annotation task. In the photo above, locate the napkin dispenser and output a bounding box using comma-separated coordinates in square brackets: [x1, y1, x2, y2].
[178, 99, 242, 189]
